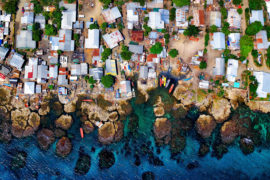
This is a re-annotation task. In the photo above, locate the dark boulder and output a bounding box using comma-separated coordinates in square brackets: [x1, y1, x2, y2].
[10, 150, 27, 170]
[37, 128, 55, 150]
[75, 153, 91, 175]
[98, 149, 115, 169]
[142, 171, 155, 180]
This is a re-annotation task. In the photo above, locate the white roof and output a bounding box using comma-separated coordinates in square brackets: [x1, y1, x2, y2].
[58, 75, 68, 85]
[148, 12, 164, 30]
[211, 32, 225, 50]
[146, 0, 164, 8]
[255, 30, 270, 50]
[21, 12, 34, 24]
[102, 7, 122, 24]
[81, 63, 88, 75]
[228, 33, 240, 50]
[9, 53, 25, 71]
[24, 82, 35, 94]
[37, 64, 48, 83]
[214, 57, 225, 76]
[176, 6, 189, 27]
[199, 80, 209, 89]
[250, 10, 264, 25]
[103, 30, 124, 49]
[61, 10, 76, 30]
[210, 11, 221, 28]
[266, 1, 270, 15]
[49, 65, 58, 79]
[0, 47, 9, 61]
[127, 9, 139, 29]
[120, 80, 132, 95]
[0, 14, 11, 22]
[85, 29, 99, 49]
[227, 9, 241, 29]
[71, 64, 81, 76]
[16, 30, 36, 49]
[24, 64, 38, 80]
[253, 71, 270, 98]
[226, 59, 239, 82]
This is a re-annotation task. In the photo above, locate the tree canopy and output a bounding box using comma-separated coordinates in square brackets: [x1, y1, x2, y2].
[90, 23, 99, 29]
[120, 45, 133, 60]
[210, 25, 218, 33]
[172, 0, 190, 7]
[221, 22, 230, 36]
[101, 48, 112, 61]
[3, 0, 19, 14]
[101, 22, 108, 31]
[101, 75, 114, 88]
[245, 21, 263, 35]
[183, 25, 201, 37]
[240, 35, 253, 57]
[32, 23, 43, 42]
[45, 24, 57, 36]
[169, 49, 179, 58]
[233, 0, 242, 5]
[199, 61, 207, 69]
[150, 42, 163, 54]
[249, 0, 263, 10]
[170, 8, 176, 21]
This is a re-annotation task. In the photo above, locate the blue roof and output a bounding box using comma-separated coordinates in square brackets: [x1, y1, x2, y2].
[234, 82, 240, 88]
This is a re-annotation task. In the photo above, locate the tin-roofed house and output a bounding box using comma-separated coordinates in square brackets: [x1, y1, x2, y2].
[228, 33, 240, 50]
[102, 7, 122, 24]
[191, 9, 205, 27]
[213, 58, 225, 78]
[139, 66, 148, 80]
[8, 52, 25, 71]
[37, 64, 48, 83]
[0, 47, 9, 61]
[49, 65, 58, 79]
[50, 29, 75, 51]
[120, 80, 132, 98]
[90, 67, 104, 81]
[16, 30, 36, 49]
[210, 11, 221, 28]
[254, 30, 270, 50]
[85, 29, 99, 49]
[147, 0, 164, 9]
[58, 75, 68, 85]
[227, 9, 241, 29]
[103, 30, 124, 49]
[21, 12, 34, 25]
[176, 6, 189, 28]
[128, 44, 144, 54]
[226, 59, 239, 82]
[210, 32, 225, 50]
[35, 15, 46, 29]
[148, 11, 165, 30]
[250, 10, 264, 25]
[105, 59, 118, 76]
[24, 81, 35, 94]
[126, 2, 141, 30]
[253, 71, 270, 98]
[24, 57, 38, 80]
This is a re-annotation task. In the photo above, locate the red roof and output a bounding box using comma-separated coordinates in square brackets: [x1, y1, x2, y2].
[199, 10, 205, 25]
[131, 31, 144, 42]
[147, 54, 157, 62]
[92, 49, 100, 57]
[28, 72, 33, 78]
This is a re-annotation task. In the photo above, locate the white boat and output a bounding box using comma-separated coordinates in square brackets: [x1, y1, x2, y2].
[165, 79, 171, 88]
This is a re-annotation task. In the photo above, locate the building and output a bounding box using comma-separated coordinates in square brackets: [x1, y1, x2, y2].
[8, 52, 25, 71]
[126, 3, 140, 30]
[210, 11, 221, 28]
[159, 9, 170, 24]
[37, 64, 48, 83]
[120, 80, 132, 97]
[24, 57, 38, 80]
[50, 29, 75, 51]
[0, 47, 9, 61]
[139, 66, 148, 80]
[253, 71, 270, 98]
[35, 15, 46, 29]
[21, 12, 34, 24]
[266, 0, 270, 18]
[131, 31, 144, 42]
[250, 10, 264, 25]
[49, 65, 58, 79]
[199, 80, 209, 89]
[213, 58, 225, 77]
[60, 1, 76, 30]
[228, 33, 240, 50]
[227, 9, 241, 29]
[85, 29, 99, 49]
[105, 59, 117, 76]
[210, 32, 225, 50]
[226, 59, 239, 82]
[81, 63, 88, 75]
[102, 7, 122, 24]
[103, 30, 124, 49]
[71, 64, 81, 76]
[254, 30, 270, 50]
[191, 9, 205, 27]
[24, 82, 35, 94]
[175, 6, 189, 27]
[148, 11, 165, 30]
[16, 30, 36, 49]
[128, 44, 144, 54]
[58, 75, 68, 85]
[147, 0, 164, 9]
[90, 67, 104, 80]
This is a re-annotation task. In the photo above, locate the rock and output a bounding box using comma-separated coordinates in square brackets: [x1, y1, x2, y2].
[108, 111, 118, 122]
[10, 150, 27, 170]
[0, 122, 11, 142]
[154, 106, 165, 117]
[51, 101, 63, 117]
[170, 135, 186, 154]
[75, 153, 91, 175]
[117, 101, 133, 116]
[28, 112, 40, 131]
[56, 137, 72, 157]
[82, 121, 94, 134]
[220, 120, 238, 144]
[64, 101, 76, 113]
[142, 171, 155, 180]
[22, 126, 34, 137]
[186, 161, 199, 170]
[196, 93, 212, 112]
[0, 106, 9, 120]
[98, 149, 115, 169]
[37, 129, 55, 150]
[98, 122, 115, 144]
[153, 118, 171, 145]
[212, 143, 228, 159]
[240, 138, 255, 155]
[55, 115, 73, 130]
[0, 88, 11, 105]
[245, 101, 270, 113]
[173, 82, 196, 106]
[11, 108, 33, 138]
[196, 115, 216, 138]
[198, 143, 209, 157]
[209, 98, 231, 123]
[38, 102, 50, 116]
[54, 128, 66, 138]
[171, 104, 187, 119]
[114, 121, 124, 142]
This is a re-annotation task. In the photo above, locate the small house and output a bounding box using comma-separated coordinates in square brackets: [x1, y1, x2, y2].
[24, 58, 38, 80]
[61, 8, 76, 30]
[50, 29, 75, 51]
[226, 59, 239, 82]
[37, 64, 48, 84]
[120, 80, 132, 97]
[58, 75, 68, 85]
[253, 71, 270, 98]
[89, 67, 104, 80]
[227, 9, 241, 29]
[176, 6, 189, 28]
[148, 11, 165, 30]
[199, 80, 209, 89]
[210, 32, 225, 50]
[16, 30, 36, 49]
[250, 10, 264, 25]
[147, 0, 164, 9]
[21, 12, 34, 25]
[8, 52, 25, 71]
[49, 65, 58, 79]
[0, 47, 9, 61]
[102, 7, 122, 24]
[228, 33, 240, 50]
[103, 30, 124, 49]
[213, 58, 225, 77]
[35, 15, 46, 29]
[24, 81, 35, 94]
[191, 9, 205, 27]
[131, 31, 144, 42]
[139, 66, 148, 80]
[254, 30, 270, 50]
[85, 29, 99, 49]
[105, 59, 117, 76]
[128, 44, 144, 54]
[210, 11, 221, 28]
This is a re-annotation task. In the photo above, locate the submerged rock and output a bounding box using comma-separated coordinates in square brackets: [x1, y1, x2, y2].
[64, 101, 76, 113]
[209, 98, 231, 123]
[37, 128, 55, 150]
[154, 106, 165, 117]
[220, 120, 238, 144]
[56, 137, 72, 157]
[170, 135, 186, 154]
[0, 122, 11, 142]
[212, 143, 228, 159]
[196, 115, 216, 138]
[198, 143, 210, 157]
[108, 111, 118, 122]
[186, 161, 199, 170]
[10, 150, 27, 170]
[153, 118, 171, 145]
[98, 122, 115, 144]
[142, 171, 155, 180]
[75, 153, 91, 175]
[98, 149, 115, 169]
[54, 128, 66, 138]
[55, 115, 73, 130]
[51, 101, 63, 117]
[82, 121, 94, 134]
[28, 112, 40, 131]
[240, 138, 255, 155]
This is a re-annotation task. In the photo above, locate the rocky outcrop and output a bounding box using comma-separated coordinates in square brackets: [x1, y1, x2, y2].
[196, 93, 212, 112]
[226, 89, 247, 110]
[220, 120, 238, 144]
[75, 153, 91, 175]
[209, 98, 231, 123]
[154, 106, 165, 117]
[196, 115, 216, 138]
[198, 143, 210, 157]
[55, 115, 73, 130]
[153, 118, 171, 145]
[82, 121, 94, 134]
[56, 137, 72, 157]
[98, 149, 115, 169]
[173, 82, 196, 107]
[108, 111, 118, 122]
[11, 109, 40, 138]
[64, 101, 76, 113]
[51, 101, 63, 117]
[113, 121, 124, 142]
[38, 102, 50, 116]
[98, 122, 115, 144]
[37, 128, 55, 150]
[239, 138, 255, 155]
[0, 88, 11, 106]
[245, 101, 270, 113]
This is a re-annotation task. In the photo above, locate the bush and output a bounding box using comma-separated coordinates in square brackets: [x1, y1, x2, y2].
[237, 8, 243, 14]
[183, 25, 201, 37]
[266, 47, 270, 68]
[150, 42, 163, 54]
[101, 22, 108, 31]
[120, 45, 132, 60]
[233, 0, 242, 5]
[249, 0, 263, 10]
[144, 17, 149, 23]
[221, 22, 230, 36]
[101, 75, 114, 88]
[169, 49, 179, 58]
[245, 21, 263, 35]
[3, 0, 19, 14]
[210, 25, 218, 33]
[240, 35, 253, 57]
[170, 8, 176, 21]
[205, 33, 209, 47]
[143, 24, 152, 36]
[101, 48, 112, 61]
[199, 61, 207, 69]
[32, 23, 43, 42]
[89, 23, 99, 29]
[172, 0, 190, 7]
[45, 24, 57, 36]
[251, 49, 258, 58]
[221, 7, 228, 19]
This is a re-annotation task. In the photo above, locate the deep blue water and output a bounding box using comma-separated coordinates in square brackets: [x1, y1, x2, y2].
[1, 99, 270, 180]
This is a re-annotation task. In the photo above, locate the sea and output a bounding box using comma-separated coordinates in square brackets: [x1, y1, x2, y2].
[1, 88, 270, 180]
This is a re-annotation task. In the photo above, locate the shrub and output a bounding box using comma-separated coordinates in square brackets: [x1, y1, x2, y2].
[237, 8, 243, 14]
[245, 21, 263, 35]
[240, 35, 253, 57]
[120, 45, 132, 60]
[183, 25, 201, 37]
[45, 24, 57, 36]
[150, 42, 163, 54]
[169, 49, 179, 58]
[172, 0, 190, 7]
[205, 33, 209, 47]
[210, 25, 218, 33]
[199, 61, 207, 69]
[101, 75, 114, 88]
[169, 8, 176, 21]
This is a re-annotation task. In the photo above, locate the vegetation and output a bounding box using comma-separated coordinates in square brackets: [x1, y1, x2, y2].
[210, 25, 218, 33]
[99, 0, 112, 9]
[221, 7, 228, 19]
[57, 50, 63, 55]
[266, 47, 270, 68]
[245, 21, 263, 35]
[101, 75, 114, 88]
[32, 0, 43, 14]
[249, 75, 258, 99]
[101, 48, 112, 61]
[45, 24, 57, 36]
[199, 61, 207, 69]
[101, 22, 108, 31]
[169, 49, 179, 58]
[240, 35, 253, 57]
[251, 49, 258, 58]
[150, 42, 163, 54]
[89, 23, 99, 29]
[85, 76, 97, 85]
[237, 8, 243, 15]
[183, 25, 201, 37]
[169, 8, 176, 21]
[3, 0, 19, 14]
[74, 34, 80, 48]
[221, 22, 230, 36]
[120, 45, 133, 60]
[164, 33, 170, 45]
[249, 0, 263, 10]
[233, 0, 242, 5]
[144, 17, 149, 23]
[264, 26, 270, 39]
[172, 0, 190, 7]
[204, 32, 210, 47]
[143, 24, 152, 36]
[132, 0, 145, 6]
[117, 23, 124, 31]
[32, 23, 43, 42]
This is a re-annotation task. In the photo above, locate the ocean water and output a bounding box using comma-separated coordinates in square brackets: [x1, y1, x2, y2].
[1, 95, 270, 180]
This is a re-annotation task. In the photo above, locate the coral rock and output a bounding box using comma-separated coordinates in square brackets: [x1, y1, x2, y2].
[108, 111, 119, 122]
[196, 115, 216, 138]
[56, 137, 72, 157]
[154, 118, 171, 145]
[209, 98, 231, 123]
[38, 102, 50, 116]
[220, 120, 238, 144]
[28, 112, 40, 131]
[83, 121, 94, 134]
[98, 122, 115, 144]
[154, 106, 165, 117]
[37, 128, 55, 150]
[55, 115, 73, 130]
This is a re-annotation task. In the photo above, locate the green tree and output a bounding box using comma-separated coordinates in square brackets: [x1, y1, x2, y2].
[172, 0, 190, 7]
[101, 75, 114, 88]
[144, 17, 149, 23]
[199, 61, 207, 69]
[89, 23, 99, 29]
[245, 21, 263, 35]
[205, 32, 210, 47]
[221, 7, 227, 19]
[57, 50, 63, 55]
[251, 49, 258, 58]
[32, 23, 43, 42]
[32, 0, 43, 14]
[150, 42, 163, 54]
[101, 22, 108, 31]
[3, 0, 19, 14]
[237, 8, 243, 14]
[240, 35, 253, 57]
[169, 49, 179, 58]
[143, 24, 152, 36]
[221, 22, 230, 36]
[170, 8, 176, 21]
[210, 25, 218, 33]
[183, 25, 201, 37]
[233, 0, 242, 5]
[249, 0, 263, 10]
[120, 45, 133, 60]
[101, 48, 112, 61]
[45, 24, 57, 36]
[99, 0, 112, 9]
[88, 76, 97, 84]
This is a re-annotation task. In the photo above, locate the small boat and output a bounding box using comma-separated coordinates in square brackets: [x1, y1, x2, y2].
[83, 99, 93, 102]
[169, 84, 174, 94]
[95, 121, 104, 128]
[165, 79, 171, 88]
[80, 128, 84, 138]
[163, 77, 166, 87]
[159, 77, 163, 87]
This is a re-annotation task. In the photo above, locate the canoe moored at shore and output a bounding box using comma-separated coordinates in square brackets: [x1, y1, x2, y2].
[80, 128, 84, 138]
[160, 77, 163, 87]
[95, 121, 103, 128]
[169, 84, 174, 94]
[163, 77, 166, 87]
[165, 79, 171, 88]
